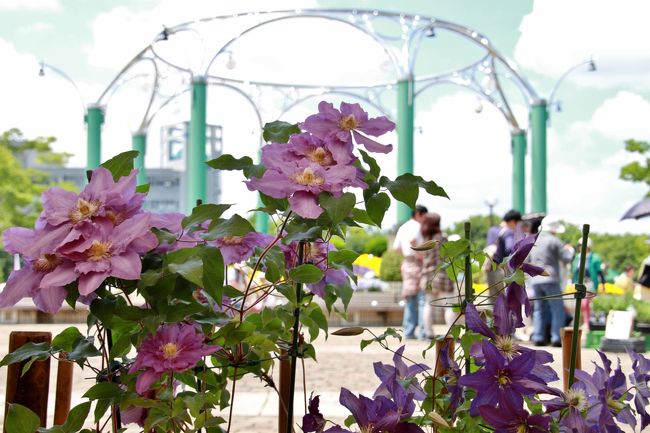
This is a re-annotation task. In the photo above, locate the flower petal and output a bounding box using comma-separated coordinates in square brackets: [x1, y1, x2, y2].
[352, 131, 393, 154]
[110, 250, 142, 281]
[288, 191, 323, 219]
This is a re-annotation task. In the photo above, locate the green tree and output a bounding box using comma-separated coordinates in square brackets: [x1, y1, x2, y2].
[0, 129, 73, 279]
[447, 214, 493, 251]
[619, 139, 650, 194]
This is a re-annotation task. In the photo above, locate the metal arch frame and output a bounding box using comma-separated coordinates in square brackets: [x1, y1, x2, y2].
[277, 89, 393, 120]
[81, 7, 546, 215]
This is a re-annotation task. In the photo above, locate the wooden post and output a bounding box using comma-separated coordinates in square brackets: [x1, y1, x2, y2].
[561, 327, 582, 391]
[4, 332, 51, 430]
[53, 354, 74, 425]
[279, 350, 291, 433]
[434, 337, 455, 378]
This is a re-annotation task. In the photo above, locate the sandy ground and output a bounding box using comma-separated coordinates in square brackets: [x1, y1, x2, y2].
[0, 323, 638, 433]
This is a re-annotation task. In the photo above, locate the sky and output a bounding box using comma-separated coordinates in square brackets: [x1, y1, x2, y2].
[1, 0, 650, 234]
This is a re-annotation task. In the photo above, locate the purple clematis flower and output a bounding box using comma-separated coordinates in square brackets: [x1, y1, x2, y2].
[302, 394, 327, 433]
[55, 213, 154, 296]
[504, 282, 531, 329]
[480, 395, 551, 433]
[437, 343, 463, 415]
[545, 381, 590, 433]
[128, 323, 219, 394]
[302, 101, 395, 155]
[574, 351, 636, 432]
[246, 160, 363, 219]
[41, 168, 145, 228]
[212, 232, 275, 266]
[331, 387, 424, 433]
[458, 340, 551, 416]
[0, 225, 73, 313]
[465, 301, 558, 384]
[626, 349, 650, 430]
[506, 233, 546, 277]
[263, 132, 354, 167]
[373, 346, 429, 401]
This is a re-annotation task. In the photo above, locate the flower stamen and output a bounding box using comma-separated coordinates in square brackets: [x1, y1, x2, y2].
[69, 198, 101, 224]
[339, 115, 359, 131]
[32, 254, 61, 273]
[86, 240, 112, 261]
[292, 167, 325, 186]
[305, 147, 334, 166]
[162, 342, 179, 359]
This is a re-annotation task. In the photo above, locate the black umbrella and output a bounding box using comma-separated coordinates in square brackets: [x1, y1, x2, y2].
[621, 197, 650, 220]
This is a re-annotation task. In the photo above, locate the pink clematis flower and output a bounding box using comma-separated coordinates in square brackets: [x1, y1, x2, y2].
[128, 323, 219, 394]
[246, 160, 363, 218]
[40, 167, 145, 228]
[55, 213, 154, 296]
[0, 225, 74, 313]
[212, 231, 275, 265]
[263, 132, 354, 167]
[301, 101, 395, 155]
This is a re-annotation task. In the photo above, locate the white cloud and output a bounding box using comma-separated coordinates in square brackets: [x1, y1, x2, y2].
[19, 21, 54, 33]
[84, 1, 322, 72]
[545, 92, 650, 233]
[0, 38, 98, 167]
[514, 0, 650, 88]
[0, 0, 60, 11]
[590, 91, 650, 140]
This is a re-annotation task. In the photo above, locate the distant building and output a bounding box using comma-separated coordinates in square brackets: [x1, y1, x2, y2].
[25, 121, 223, 212]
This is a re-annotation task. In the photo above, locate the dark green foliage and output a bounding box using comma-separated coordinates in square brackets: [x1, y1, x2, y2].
[379, 249, 403, 282]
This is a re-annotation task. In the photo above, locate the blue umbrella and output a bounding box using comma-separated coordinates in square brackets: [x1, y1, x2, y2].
[621, 197, 650, 220]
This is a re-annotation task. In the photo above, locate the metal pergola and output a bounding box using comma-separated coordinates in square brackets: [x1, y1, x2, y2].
[80, 9, 549, 228]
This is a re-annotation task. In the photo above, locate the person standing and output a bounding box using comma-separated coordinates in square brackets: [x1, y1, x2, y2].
[572, 238, 604, 330]
[418, 213, 455, 338]
[393, 205, 428, 339]
[528, 220, 574, 347]
[486, 210, 522, 298]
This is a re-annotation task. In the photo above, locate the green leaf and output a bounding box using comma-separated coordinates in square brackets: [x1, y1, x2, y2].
[203, 214, 254, 240]
[167, 246, 203, 286]
[182, 204, 231, 230]
[440, 239, 470, 259]
[319, 192, 356, 225]
[351, 208, 375, 225]
[206, 154, 254, 170]
[51, 327, 84, 352]
[60, 402, 91, 433]
[365, 192, 390, 226]
[358, 149, 380, 178]
[328, 249, 360, 269]
[282, 222, 322, 243]
[5, 403, 40, 433]
[83, 382, 123, 400]
[0, 342, 50, 367]
[380, 175, 419, 209]
[66, 337, 101, 364]
[100, 150, 138, 181]
[89, 298, 116, 327]
[262, 120, 300, 143]
[289, 264, 324, 284]
[202, 247, 224, 303]
[135, 183, 150, 193]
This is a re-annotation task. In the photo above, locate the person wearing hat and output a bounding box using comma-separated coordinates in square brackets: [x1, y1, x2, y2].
[572, 238, 605, 330]
[528, 219, 574, 346]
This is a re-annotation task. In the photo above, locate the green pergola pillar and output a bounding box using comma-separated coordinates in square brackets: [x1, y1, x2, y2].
[255, 149, 269, 233]
[511, 130, 526, 213]
[132, 132, 147, 185]
[187, 77, 207, 212]
[396, 77, 415, 224]
[531, 101, 548, 213]
[85, 105, 104, 170]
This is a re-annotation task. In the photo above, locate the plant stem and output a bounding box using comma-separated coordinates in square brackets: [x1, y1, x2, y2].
[286, 241, 305, 433]
[568, 224, 590, 388]
[463, 222, 473, 375]
[226, 366, 238, 433]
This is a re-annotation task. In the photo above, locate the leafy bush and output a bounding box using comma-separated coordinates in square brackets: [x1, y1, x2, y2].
[380, 250, 403, 282]
[636, 301, 650, 323]
[365, 234, 388, 256]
